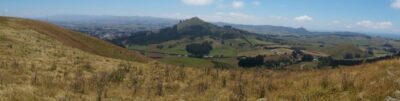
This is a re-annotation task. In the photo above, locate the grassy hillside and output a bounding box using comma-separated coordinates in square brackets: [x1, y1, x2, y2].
[113, 17, 400, 69]
[0, 16, 149, 100]
[0, 16, 148, 62]
[1, 16, 400, 101]
[116, 17, 282, 67]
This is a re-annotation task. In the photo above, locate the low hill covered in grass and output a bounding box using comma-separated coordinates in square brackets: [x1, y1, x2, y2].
[112, 17, 262, 45]
[111, 17, 280, 67]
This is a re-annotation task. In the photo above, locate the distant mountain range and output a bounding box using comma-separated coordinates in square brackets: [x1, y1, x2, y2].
[37, 15, 318, 38]
[215, 22, 314, 35]
[40, 15, 400, 39]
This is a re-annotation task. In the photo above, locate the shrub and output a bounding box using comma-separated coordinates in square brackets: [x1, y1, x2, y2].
[355, 53, 361, 58]
[155, 77, 164, 96]
[231, 82, 246, 101]
[130, 75, 142, 95]
[196, 80, 209, 94]
[292, 49, 303, 59]
[318, 57, 333, 68]
[156, 45, 164, 49]
[344, 53, 354, 59]
[320, 75, 330, 89]
[70, 71, 86, 94]
[212, 61, 231, 69]
[238, 55, 264, 68]
[93, 72, 111, 101]
[341, 73, 355, 91]
[302, 54, 314, 62]
[110, 63, 131, 83]
[109, 68, 128, 83]
[185, 42, 213, 57]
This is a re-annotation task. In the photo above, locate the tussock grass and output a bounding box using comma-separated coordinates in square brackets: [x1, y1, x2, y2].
[2, 57, 399, 100]
[0, 16, 148, 62]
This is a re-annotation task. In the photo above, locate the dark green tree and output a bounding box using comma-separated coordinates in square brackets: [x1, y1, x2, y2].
[354, 53, 362, 58]
[302, 54, 314, 62]
[238, 55, 265, 68]
[185, 42, 213, 57]
[344, 53, 354, 59]
[317, 57, 333, 68]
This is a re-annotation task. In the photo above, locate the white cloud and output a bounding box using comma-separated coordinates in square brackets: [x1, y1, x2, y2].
[232, 0, 244, 9]
[181, 0, 214, 6]
[214, 12, 255, 20]
[253, 1, 261, 6]
[391, 0, 400, 9]
[294, 15, 313, 22]
[355, 20, 393, 29]
[345, 25, 353, 28]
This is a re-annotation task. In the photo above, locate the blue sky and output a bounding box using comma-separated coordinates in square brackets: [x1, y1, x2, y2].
[1, 0, 400, 34]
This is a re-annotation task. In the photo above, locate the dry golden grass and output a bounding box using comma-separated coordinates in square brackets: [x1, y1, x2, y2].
[0, 16, 148, 62]
[1, 16, 400, 101]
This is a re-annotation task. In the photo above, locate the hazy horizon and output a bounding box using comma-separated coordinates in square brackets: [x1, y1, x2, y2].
[2, 0, 400, 34]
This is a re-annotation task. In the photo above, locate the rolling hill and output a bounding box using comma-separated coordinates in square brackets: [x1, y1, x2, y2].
[112, 17, 263, 45]
[110, 17, 400, 68]
[111, 17, 281, 67]
[1, 16, 400, 101]
[0, 16, 148, 62]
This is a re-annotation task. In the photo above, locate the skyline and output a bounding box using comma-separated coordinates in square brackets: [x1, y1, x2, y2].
[1, 0, 400, 34]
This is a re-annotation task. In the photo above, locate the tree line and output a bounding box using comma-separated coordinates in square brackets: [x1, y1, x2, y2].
[238, 49, 400, 69]
[329, 53, 400, 67]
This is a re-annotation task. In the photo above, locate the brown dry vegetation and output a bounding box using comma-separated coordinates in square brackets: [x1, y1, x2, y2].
[0, 16, 148, 62]
[1, 17, 400, 101]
